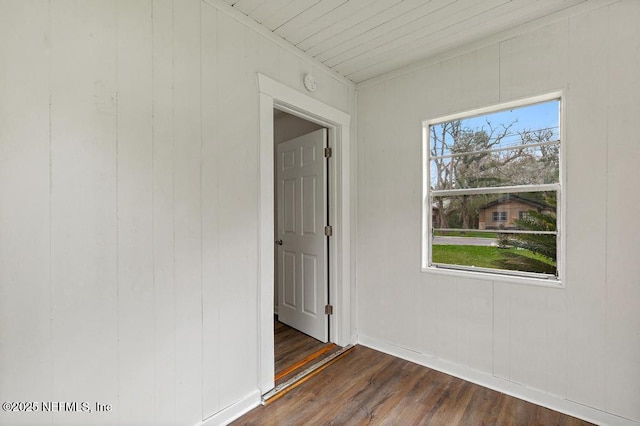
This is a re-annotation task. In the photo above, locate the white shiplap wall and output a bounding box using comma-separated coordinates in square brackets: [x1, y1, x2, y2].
[0, 1, 354, 425]
[356, 1, 640, 424]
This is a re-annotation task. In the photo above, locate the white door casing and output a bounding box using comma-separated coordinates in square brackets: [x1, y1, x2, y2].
[257, 73, 352, 394]
[276, 129, 328, 342]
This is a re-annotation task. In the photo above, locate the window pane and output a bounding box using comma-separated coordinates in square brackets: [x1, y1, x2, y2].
[429, 100, 560, 191]
[431, 192, 557, 276]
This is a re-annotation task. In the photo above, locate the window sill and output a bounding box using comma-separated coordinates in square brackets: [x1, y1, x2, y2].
[421, 265, 564, 288]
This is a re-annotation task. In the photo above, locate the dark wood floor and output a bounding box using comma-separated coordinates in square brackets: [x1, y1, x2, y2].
[234, 345, 592, 425]
[274, 319, 339, 385]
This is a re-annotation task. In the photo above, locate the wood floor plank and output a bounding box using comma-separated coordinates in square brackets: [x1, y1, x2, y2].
[233, 346, 593, 425]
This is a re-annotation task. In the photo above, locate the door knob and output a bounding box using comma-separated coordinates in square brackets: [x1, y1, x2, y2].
[275, 240, 283, 245]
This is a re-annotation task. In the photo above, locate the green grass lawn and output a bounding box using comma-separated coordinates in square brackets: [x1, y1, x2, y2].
[433, 230, 498, 239]
[432, 245, 556, 274]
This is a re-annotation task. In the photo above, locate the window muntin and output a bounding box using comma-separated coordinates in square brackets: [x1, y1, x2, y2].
[424, 96, 561, 281]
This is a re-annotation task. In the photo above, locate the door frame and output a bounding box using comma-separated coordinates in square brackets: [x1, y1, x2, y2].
[257, 73, 353, 393]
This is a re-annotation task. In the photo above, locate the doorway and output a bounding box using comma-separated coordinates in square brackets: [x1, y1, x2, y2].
[273, 112, 336, 384]
[274, 112, 327, 340]
[257, 73, 353, 395]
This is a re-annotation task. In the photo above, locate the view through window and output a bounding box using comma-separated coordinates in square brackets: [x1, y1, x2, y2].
[424, 96, 561, 280]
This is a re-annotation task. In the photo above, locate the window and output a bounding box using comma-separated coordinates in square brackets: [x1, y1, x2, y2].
[423, 94, 562, 281]
[493, 212, 507, 222]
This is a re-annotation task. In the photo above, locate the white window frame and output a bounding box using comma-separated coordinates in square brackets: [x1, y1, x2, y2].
[421, 92, 565, 287]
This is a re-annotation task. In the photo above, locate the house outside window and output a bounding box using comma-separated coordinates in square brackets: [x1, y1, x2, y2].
[422, 93, 562, 282]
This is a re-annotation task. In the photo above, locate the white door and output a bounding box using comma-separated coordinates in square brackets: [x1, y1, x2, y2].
[276, 128, 328, 342]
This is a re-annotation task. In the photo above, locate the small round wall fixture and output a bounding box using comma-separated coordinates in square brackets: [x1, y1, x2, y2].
[303, 74, 317, 92]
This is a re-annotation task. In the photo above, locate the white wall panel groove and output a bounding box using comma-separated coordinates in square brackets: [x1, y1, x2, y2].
[116, 1, 154, 424]
[201, 2, 221, 419]
[151, 0, 178, 422]
[173, 0, 204, 423]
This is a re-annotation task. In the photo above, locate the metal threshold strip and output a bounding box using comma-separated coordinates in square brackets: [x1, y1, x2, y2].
[262, 344, 355, 405]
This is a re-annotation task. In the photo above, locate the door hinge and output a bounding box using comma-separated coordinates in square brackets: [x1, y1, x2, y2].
[324, 147, 332, 158]
[324, 225, 333, 236]
[325, 304, 333, 315]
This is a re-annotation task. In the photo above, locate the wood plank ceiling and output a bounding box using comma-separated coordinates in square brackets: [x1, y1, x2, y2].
[222, 0, 588, 83]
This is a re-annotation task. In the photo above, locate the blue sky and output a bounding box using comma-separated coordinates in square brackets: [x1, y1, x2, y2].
[460, 100, 559, 147]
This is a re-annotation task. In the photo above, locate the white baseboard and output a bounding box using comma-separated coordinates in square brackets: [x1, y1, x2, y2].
[358, 335, 638, 426]
[197, 390, 261, 426]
